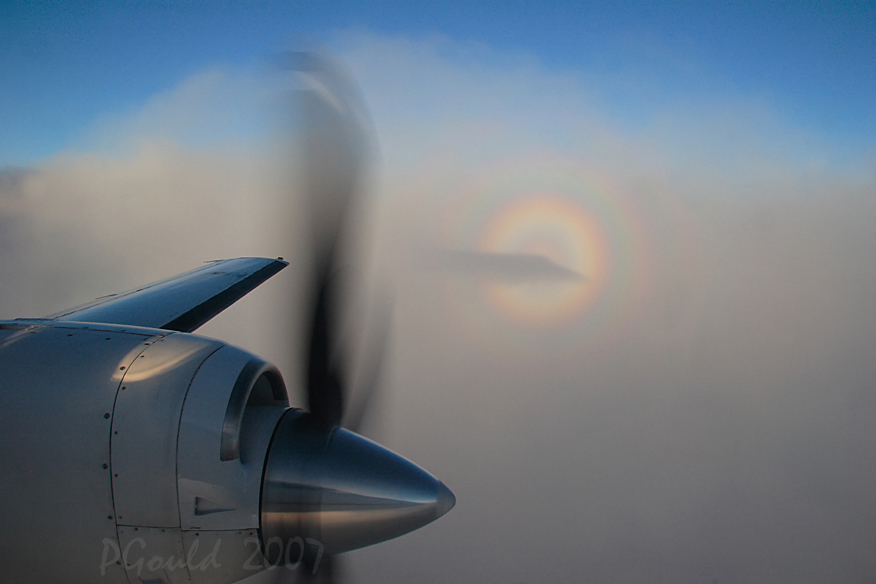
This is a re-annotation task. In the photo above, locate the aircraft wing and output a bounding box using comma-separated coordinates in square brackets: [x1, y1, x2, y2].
[44, 257, 288, 332]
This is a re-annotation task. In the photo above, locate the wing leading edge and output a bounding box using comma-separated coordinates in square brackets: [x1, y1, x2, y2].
[45, 257, 288, 332]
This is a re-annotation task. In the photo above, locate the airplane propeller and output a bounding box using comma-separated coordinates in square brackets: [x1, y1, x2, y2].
[295, 51, 372, 429]
[301, 52, 368, 582]
[272, 52, 420, 584]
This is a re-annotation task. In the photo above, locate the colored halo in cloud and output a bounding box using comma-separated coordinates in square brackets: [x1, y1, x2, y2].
[440, 154, 654, 350]
[478, 194, 609, 327]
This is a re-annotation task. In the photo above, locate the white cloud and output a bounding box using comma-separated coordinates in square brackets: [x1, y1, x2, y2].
[3, 31, 876, 583]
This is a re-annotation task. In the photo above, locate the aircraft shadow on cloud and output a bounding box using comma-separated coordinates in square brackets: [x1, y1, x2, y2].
[421, 248, 586, 283]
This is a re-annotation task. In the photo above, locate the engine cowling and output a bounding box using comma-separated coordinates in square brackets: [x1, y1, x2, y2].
[0, 321, 453, 584]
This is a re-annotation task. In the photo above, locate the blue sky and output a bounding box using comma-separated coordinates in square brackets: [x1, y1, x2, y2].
[2, 0, 874, 166]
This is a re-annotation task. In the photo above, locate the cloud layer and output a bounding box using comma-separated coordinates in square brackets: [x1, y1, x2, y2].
[2, 32, 876, 583]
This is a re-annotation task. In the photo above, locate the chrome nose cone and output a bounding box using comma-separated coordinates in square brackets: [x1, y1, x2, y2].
[260, 410, 455, 561]
[435, 481, 456, 517]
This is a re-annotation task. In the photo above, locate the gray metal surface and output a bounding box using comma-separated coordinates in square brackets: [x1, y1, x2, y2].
[181, 529, 269, 584]
[0, 320, 289, 583]
[219, 357, 287, 462]
[47, 257, 287, 332]
[112, 333, 222, 528]
[0, 322, 152, 584]
[260, 410, 456, 560]
[110, 526, 286, 584]
[116, 526, 191, 584]
[177, 345, 288, 531]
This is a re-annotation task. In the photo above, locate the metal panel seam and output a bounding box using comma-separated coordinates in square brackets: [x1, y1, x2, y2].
[173, 342, 225, 531]
[109, 334, 162, 584]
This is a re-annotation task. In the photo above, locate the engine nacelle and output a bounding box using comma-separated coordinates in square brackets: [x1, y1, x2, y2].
[1, 322, 288, 583]
[0, 319, 453, 584]
[112, 332, 291, 584]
